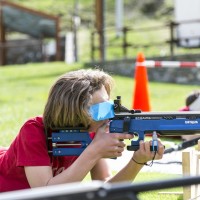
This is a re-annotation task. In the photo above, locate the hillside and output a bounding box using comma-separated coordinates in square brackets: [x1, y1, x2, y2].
[9, 0, 174, 33]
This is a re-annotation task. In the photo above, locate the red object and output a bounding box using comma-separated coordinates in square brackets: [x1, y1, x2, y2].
[145, 60, 200, 68]
[179, 106, 190, 111]
[132, 52, 151, 111]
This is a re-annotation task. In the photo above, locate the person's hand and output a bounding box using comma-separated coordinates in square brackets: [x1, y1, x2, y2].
[90, 123, 134, 159]
[132, 140, 165, 164]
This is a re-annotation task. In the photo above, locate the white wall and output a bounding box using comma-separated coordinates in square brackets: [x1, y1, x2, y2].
[174, 0, 200, 47]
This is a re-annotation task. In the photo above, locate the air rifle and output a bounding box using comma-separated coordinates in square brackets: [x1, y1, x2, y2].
[49, 96, 200, 156]
[109, 96, 200, 151]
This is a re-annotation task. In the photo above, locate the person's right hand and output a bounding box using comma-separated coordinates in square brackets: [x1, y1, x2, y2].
[90, 123, 134, 159]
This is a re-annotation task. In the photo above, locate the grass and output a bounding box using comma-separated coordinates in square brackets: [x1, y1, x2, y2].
[1, 61, 198, 145]
[0, 62, 82, 145]
[0, 61, 199, 200]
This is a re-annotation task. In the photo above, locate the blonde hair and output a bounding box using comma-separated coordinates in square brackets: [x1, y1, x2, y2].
[43, 69, 114, 130]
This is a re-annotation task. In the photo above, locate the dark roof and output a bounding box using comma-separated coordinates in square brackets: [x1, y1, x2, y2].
[1, 1, 59, 38]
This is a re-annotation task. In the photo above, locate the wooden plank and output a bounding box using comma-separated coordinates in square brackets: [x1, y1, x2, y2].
[0, 2, 6, 66]
[182, 150, 191, 200]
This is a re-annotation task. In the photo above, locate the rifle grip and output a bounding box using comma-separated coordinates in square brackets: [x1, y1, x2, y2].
[127, 145, 139, 151]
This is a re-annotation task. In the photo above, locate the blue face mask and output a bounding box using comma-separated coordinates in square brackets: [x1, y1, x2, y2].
[89, 100, 115, 121]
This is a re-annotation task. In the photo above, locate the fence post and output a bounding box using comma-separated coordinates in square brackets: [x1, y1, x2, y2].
[169, 21, 175, 59]
[122, 27, 128, 58]
[95, 0, 106, 61]
[0, 2, 6, 66]
[91, 31, 95, 61]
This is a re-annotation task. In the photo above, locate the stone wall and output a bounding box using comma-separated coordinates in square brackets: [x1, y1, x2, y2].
[85, 54, 200, 85]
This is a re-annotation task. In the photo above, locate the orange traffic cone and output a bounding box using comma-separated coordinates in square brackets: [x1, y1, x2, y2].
[132, 52, 151, 111]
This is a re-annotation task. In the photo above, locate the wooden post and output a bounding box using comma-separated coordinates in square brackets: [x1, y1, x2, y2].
[55, 17, 61, 61]
[0, 2, 6, 66]
[195, 140, 200, 198]
[91, 31, 95, 61]
[182, 149, 192, 200]
[182, 142, 200, 200]
[122, 27, 127, 58]
[169, 21, 175, 59]
[95, 0, 105, 61]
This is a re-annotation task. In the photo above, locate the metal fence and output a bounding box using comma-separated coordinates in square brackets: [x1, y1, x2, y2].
[91, 19, 200, 62]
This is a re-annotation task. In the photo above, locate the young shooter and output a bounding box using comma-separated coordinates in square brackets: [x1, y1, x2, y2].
[0, 69, 165, 192]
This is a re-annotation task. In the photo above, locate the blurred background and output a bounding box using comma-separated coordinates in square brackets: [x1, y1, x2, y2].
[1, 0, 200, 65]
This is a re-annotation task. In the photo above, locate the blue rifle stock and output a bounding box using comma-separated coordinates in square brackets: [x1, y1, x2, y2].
[109, 96, 200, 151]
[48, 128, 92, 156]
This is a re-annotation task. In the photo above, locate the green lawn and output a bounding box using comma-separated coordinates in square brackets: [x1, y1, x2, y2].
[0, 62, 82, 145]
[1, 61, 199, 200]
[1, 61, 198, 145]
